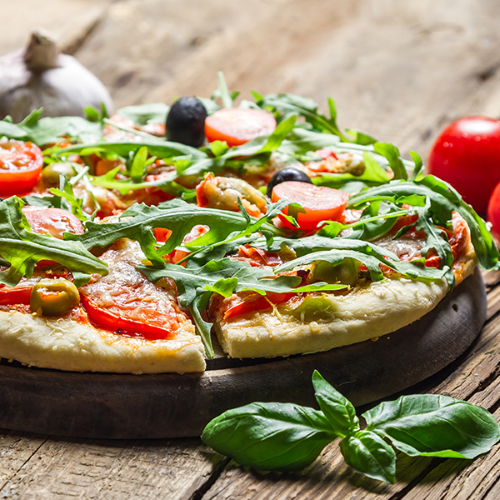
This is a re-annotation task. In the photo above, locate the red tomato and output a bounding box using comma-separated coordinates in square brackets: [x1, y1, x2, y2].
[271, 181, 349, 231]
[205, 108, 276, 147]
[80, 294, 174, 341]
[428, 116, 500, 213]
[487, 182, 500, 242]
[0, 286, 32, 305]
[22, 207, 84, 269]
[22, 207, 84, 239]
[0, 140, 43, 197]
[224, 292, 294, 320]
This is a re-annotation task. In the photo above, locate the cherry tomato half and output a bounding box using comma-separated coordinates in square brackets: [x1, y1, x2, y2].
[271, 181, 349, 231]
[428, 116, 500, 213]
[205, 108, 276, 147]
[22, 207, 85, 269]
[0, 140, 43, 197]
[22, 207, 84, 239]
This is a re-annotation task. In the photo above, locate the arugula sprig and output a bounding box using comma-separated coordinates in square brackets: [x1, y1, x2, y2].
[138, 259, 345, 357]
[0, 197, 108, 288]
[202, 371, 500, 482]
[66, 199, 284, 267]
[347, 176, 499, 272]
[0, 109, 103, 145]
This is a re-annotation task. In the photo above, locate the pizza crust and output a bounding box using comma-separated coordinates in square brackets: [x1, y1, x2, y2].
[214, 276, 453, 359]
[0, 310, 206, 374]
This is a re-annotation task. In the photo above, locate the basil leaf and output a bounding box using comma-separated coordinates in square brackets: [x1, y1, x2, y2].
[340, 430, 396, 483]
[312, 371, 359, 438]
[202, 402, 336, 471]
[364, 395, 500, 459]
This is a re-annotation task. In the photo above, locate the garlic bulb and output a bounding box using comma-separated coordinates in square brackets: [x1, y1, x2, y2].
[0, 29, 113, 122]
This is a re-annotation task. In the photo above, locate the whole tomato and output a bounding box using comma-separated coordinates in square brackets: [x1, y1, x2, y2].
[428, 116, 500, 213]
[487, 182, 500, 242]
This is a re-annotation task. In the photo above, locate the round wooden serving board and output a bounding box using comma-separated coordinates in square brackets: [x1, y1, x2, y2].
[0, 270, 486, 439]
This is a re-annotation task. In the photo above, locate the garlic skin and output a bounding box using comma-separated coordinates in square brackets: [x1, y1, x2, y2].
[0, 29, 113, 122]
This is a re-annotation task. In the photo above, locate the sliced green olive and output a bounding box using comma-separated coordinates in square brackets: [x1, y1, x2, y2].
[309, 258, 359, 287]
[30, 279, 80, 316]
[41, 163, 77, 185]
[292, 296, 337, 322]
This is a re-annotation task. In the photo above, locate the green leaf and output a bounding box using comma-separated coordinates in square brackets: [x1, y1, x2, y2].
[216, 71, 233, 109]
[210, 140, 230, 157]
[347, 177, 499, 272]
[0, 197, 108, 287]
[312, 371, 359, 439]
[49, 176, 90, 222]
[258, 93, 351, 141]
[409, 150, 424, 180]
[188, 291, 214, 358]
[365, 394, 500, 459]
[275, 244, 446, 282]
[130, 146, 149, 183]
[373, 143, 408, 180]
[345, 128, 378, 145]
[340, 430, 397, 483]
[202, 402, 336, 471]
[117, 102, 169, 125]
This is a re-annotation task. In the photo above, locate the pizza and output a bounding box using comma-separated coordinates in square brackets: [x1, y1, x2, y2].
[0, 78, 497, 374]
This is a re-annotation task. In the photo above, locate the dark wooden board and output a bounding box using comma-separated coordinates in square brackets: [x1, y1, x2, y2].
[0, 270, 486, 439]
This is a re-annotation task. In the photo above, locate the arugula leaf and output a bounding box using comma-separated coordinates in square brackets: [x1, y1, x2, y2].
[214, 71, 233, 109]
[312, 371, 359, 439]
[339, 430, 397, 483]
[0, 197, 107, 287]
[53, 140, 205, 161]
[364, 394, 500, 459]
[347, 177, 499, 271]
[0, 112, 103, 145]
[49, 176, 91, 222]
[256, 93, 351, 141]
[373, 143, 408, 180]
[202, 402, 336, 471]
[277, 248, 446, 282]
[117, 103, 170, 125]
[67, 200, 282, 267]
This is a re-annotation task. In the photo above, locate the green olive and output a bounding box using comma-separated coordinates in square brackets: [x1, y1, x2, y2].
[41, 163, 77, 185]
[292, 296, 336, 322]
[30, 279, 80, 316]
[309, 258, 359, 287]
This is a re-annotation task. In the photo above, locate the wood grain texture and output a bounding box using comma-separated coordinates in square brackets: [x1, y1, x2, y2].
[0, 0, 500, 498]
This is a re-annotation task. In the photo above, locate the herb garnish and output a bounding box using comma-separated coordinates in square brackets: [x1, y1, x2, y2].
[202, 371, 500, 482]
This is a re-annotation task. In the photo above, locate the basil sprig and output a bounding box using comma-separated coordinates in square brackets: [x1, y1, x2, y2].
[202, 371, 500, 483]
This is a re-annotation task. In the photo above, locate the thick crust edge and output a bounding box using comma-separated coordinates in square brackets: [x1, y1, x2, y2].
[0, 312, 206, 374]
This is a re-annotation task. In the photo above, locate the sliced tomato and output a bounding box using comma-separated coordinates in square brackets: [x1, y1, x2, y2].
[271, 181, 349, 231]
[0, 140, 43, 197]
[22, 207, 85, 268]
[205, 108, 276, 147]
[22, 207, 84, 239]
[80, 294, 174, 341]
[224, 292, 295, 320]
[0, 286, 32, 305]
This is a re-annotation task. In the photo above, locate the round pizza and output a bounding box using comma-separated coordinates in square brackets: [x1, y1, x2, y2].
[0, 75, 496, 374]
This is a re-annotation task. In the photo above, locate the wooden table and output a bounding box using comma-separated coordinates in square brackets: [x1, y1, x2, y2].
[1, 0, 500, 498]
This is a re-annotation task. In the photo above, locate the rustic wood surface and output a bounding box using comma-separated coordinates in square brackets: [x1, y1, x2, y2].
[1, 0, 500, 498]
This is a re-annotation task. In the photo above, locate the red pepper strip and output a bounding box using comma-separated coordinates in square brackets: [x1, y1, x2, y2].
[224, 292, 295, 320]
[0, 286, 33, 305]
[80, 294, 174, 341]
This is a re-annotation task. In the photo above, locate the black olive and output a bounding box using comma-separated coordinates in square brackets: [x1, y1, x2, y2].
[166, 97, 207, 147]
[267, 168, 312, 198]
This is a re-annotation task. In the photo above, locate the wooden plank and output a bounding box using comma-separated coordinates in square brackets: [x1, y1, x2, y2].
[0, 437, 227, 499]
[0, 0, 112, 57]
